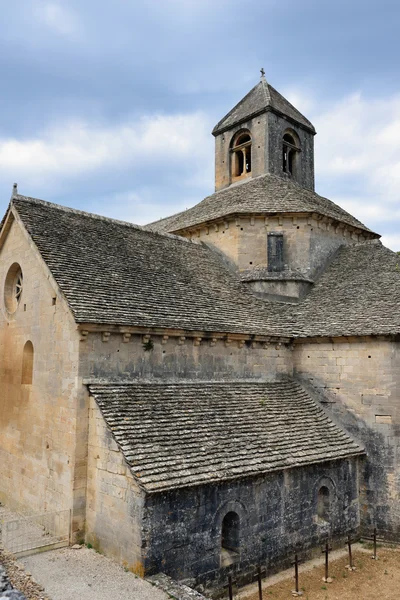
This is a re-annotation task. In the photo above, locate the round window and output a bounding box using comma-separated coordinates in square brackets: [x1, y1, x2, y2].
[4, 263, 23, 314]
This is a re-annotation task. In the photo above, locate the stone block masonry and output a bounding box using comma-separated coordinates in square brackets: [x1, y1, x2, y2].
[0, 215, 85, 538]
[143, 459, 360, 592]
[294, 337, 400, 538]
[79, 330, 292, 381]
[86, 396, 145, 575]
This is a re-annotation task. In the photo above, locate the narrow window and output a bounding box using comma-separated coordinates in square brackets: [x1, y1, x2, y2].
[267, 233, 284, 271]
[317, 486, 330, 522]
[22, 341, 34, 385]
[221, 511, 240, 553]
[282, 132, 300, 178]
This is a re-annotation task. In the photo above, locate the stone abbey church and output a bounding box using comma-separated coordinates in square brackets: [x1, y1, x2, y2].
[1, 73, 400, 592]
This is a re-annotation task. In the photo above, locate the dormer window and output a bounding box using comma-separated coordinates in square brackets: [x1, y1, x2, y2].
[282, 131, 300, 178]
[231, 130, 252, 180]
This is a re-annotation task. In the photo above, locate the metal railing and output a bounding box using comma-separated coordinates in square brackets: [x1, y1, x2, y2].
[1, 509, 71, 557]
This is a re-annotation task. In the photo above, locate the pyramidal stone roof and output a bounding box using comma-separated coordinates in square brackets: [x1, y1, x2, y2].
[88, 379, 364, 492]
[212, 76, 316, 135]
[146, 173, 377, 235]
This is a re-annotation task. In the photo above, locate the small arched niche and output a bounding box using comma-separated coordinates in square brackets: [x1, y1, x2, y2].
[231, 130, 252, 180]
[221, 511, 240, 566]
[21, 341, 34, 385]
[282, 130, 300, 178]
[317, 486, 330, 522]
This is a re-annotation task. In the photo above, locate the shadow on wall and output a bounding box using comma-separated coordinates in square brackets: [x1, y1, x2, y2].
[0, 327, 31, 428]
[296, 374, 394, 537]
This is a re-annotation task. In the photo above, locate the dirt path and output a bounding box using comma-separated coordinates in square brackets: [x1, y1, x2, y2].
[241, 546, 400, 600]
[20, 546, 169, 600]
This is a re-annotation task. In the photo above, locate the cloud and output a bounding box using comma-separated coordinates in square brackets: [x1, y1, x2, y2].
[380, 233, 400, 251]
[298, 92, 400, 249]
[0, 112, 213, 189]
[2, 82, 400, 249]
[314, 93, 400, 196]
[37, 2, 82, 38]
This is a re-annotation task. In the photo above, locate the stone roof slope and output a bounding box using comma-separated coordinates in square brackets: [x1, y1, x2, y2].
[288, 240, 400, 338]
[146, 174, 376, 235]
[10, 194, 290, 336]
[88, 379, 364, 493]
[212, 77, 315, 135]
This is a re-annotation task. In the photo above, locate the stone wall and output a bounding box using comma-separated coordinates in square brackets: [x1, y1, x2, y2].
[143, 459, 360, 592]
[79, 331, 292, 381]
[213, 109, 314, 192]
[184, 214, 361, 278]
[267, 111, 314, 191]
[86, 396, 145, 574]
[294, 338, 400, 538]
[0, 214, 85, 536]
[214, 114, 268, 191]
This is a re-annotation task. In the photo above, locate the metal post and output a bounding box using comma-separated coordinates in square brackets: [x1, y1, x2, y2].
[325, 543, 329, 581]
[321, 542, 332, 582]
[347, 534, 353, 569]
[228, 575, 233, 600]
[257, 565, 262, 600]
[291, 554, 302, 595]
[294, 554, 299, 593]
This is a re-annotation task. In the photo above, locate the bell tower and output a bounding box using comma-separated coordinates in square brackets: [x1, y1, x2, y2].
[212, 71, 316, 192]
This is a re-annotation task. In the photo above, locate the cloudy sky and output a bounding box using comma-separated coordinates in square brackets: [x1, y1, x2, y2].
[0, 1, 399, 247]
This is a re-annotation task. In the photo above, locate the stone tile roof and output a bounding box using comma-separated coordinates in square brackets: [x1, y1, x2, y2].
[288, 241, 400, 338]
[8, 196, 398, 340]
[146, 174, 376, 235]
[10, 195, 290, 336]
[88, 380, 364, 492]
[212, 77, 316, 135]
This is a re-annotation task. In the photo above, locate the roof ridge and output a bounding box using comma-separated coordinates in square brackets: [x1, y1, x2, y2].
[212, 80, 262, 135]
[12, 194, 191, 245]
[261, 76, 271, 103]
[267, 83, 315, 130]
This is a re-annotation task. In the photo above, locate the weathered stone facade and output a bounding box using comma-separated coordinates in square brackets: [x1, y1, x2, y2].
[0, 74, 399, 596]
[294, 338, 400, 539]
[212, 75, 315, 192]
[144, 459, 360, 588]
[0, 214, 86, 537]
[80, 331, 292, 382]
[86, 396, 145, 573]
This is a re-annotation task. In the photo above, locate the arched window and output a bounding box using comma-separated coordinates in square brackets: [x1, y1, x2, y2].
[22, 341, 34, 385]
[317, 486, 330, 522]
[282, 131, 300, 177]
[231, 131, 252, 180]
[221, 511, 240, 553]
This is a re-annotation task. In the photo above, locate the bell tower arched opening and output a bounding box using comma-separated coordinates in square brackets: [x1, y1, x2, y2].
[282, 131, 300, 179]
[231, 131, 252, 182]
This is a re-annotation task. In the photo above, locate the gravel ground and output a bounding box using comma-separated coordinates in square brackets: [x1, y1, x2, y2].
[0, 548, 48, 600]
[20, 547, 169, 600]
[242, 545, 400, 600]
